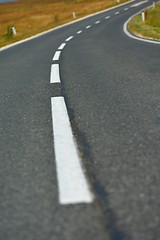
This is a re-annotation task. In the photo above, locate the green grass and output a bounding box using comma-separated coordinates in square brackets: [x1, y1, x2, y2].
[128, 3, 160, 40]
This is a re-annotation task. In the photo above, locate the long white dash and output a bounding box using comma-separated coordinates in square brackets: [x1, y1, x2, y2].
[51, 97, 94, 205]
[58, 43, 66, 50]
[77, 30, 82, 34]
[65, 36, 74, 42]
[86, 25, 91, 29]
[105, 16, 110, 19]
[53, 51, 61, 61]
[95, 20, 100, 24]
[50, 64, 61, 83]
[115, 11, 120, 15]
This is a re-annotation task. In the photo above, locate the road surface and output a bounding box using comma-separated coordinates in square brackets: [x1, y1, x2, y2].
[0, 1, 159, 240]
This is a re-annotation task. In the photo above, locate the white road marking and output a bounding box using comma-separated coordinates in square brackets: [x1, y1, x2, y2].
[95, 20, 100, 24]
[65, 36, 74, 42]
[115, 11, 120, 15]
[50, 64, 61, 83]
[86, 25, 91, 29]
[77, 30, 82, 34]
[105, 16, 110, 19]
[124, 7, 128, 10]
[123, 13, 160, 45]
[131, 1, 147, 7]
[53, 51, 61, 61]
[58, 43, 66, 50]
[51, 97, 94, 205]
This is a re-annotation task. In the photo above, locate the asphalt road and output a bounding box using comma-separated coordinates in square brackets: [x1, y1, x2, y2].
[0, 1, 159, 240]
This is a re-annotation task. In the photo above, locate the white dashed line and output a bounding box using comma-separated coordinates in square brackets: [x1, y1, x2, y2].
[53, 51, 61, 61]
[124, 8, 128, 10]
[48, 0, 138, 206]
[58, 43, 66, 50]
[115, 11, 120, 15]
[65, 36, 74, 42]
[51, 97, 94, 205]
[50, 64, 61, 83]
[131, 0, 148, 7]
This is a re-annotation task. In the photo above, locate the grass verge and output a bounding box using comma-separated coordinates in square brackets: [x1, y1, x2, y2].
[0, 0, 129, 48]
[128, 3, 160, 41]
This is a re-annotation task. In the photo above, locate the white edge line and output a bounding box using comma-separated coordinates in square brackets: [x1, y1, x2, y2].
[50, 64, 61, 83]
[0, 0, 134, 52]
[123, 5, 160, 45]
[53, 51, 61, 61]
[58, 43, 66, 50]
[51, 97, 94, 205]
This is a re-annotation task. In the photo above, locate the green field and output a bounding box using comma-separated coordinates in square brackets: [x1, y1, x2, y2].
[128, 3, 160, 40]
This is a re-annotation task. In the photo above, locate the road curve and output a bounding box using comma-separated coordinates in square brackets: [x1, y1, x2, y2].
[0, 1, 159, 240]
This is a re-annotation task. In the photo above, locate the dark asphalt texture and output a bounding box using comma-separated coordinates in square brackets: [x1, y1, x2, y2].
[0, 1, 159, 240]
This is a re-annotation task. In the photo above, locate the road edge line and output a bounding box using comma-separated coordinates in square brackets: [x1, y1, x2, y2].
[123, 5, 160, 45]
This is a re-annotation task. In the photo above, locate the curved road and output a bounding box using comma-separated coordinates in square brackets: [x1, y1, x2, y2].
[0, 1, 159, 240]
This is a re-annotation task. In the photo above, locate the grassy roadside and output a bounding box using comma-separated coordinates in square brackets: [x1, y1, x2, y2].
[128, 3, 160, 41]
[0, 0, 129, 48]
